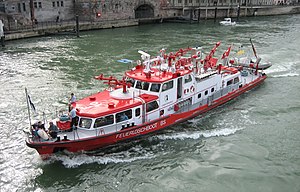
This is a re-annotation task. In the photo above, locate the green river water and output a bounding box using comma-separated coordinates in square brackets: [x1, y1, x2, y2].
[0, 14, 299, 192]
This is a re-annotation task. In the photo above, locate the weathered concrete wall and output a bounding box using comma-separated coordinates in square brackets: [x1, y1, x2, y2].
[5, 19, 138, 41]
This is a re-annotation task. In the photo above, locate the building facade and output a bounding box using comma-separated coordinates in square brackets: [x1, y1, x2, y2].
[0, 0, 299, 30]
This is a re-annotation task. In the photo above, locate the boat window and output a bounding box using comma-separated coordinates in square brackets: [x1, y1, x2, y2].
[79, 118, 92, 129]
[205, 90, 208, 95]
[162, 80, 173, 92]
[94, 115, 114, 128]
[227, 80, 233, 86]
[198, 93, 202, 99]
[135, 81, 142, 89]
[126, 78, 135, 87]
[142, 82, 150, 91]
[146, 101, 159, 112]
[211, 87, 215, 93]
[135, 108, 141, 117]
[234, 77, 239, 84]
[116, 109, 132, 123]
[150, 83, 161, 92]
[184, 74, 192, 83]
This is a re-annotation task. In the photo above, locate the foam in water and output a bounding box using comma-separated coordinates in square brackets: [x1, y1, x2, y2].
[271, 73, 299, 78]
[156, 128, 242, 141]
[47, 148, 156, 168]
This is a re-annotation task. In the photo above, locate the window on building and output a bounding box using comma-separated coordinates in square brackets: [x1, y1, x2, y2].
[22, 3, 26, 11]
[34, 2, 37, 8]
[52, 2, 55, 7]
[18, 3, 21, 12]
[57, 1, 60, 7]
[189, 0, 192, 3]
[38, 2, 42, 8]
[61, 1, 64, 7]
[178, 0, 182, 3]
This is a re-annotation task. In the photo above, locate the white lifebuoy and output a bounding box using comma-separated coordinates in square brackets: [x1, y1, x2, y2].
[190, 86, 195, 93]
[37, 129, 49, 140]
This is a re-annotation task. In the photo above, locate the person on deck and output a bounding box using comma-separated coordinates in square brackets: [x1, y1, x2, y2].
[37, 121, 45, 130]
[120, 113, 128, 121]
[69, 106, 77, 131]
[48, 121, 58, 139]
[69, 93, 76, 111]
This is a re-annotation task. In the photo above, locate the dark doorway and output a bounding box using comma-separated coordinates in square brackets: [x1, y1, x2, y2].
[135, 4, 154, 19]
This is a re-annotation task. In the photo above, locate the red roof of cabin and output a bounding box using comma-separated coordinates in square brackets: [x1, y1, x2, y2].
[74, 90, 158, 118]
[125, 67, 192, 83]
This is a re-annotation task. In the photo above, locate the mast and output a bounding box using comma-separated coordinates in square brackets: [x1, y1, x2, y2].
[25, 88, 32, 128]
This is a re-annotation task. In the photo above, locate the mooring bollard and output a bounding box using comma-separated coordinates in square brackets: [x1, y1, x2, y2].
[75, 15, 79, 37]
[0, 19, 5, 47]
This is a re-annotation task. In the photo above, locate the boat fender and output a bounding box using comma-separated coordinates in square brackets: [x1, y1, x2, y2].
[190, 86, 195, 93]
[37, 129, 49, 141]
[174, 104, 179, 111]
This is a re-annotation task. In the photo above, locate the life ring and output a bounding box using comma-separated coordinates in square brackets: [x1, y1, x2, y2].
[190, 86, 195, 93]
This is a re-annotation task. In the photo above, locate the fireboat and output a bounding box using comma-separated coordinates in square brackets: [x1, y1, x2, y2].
[24, 39, 271, 158]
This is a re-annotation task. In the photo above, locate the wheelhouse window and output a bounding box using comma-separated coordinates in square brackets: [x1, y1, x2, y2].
[135, 108, 141, 117]
[227, 80, 233, 86]
[198, 93, 202, 99]
[94, 115, 114, 128]
[135, 81, 141, 89]
[126, 78, 135, 87]
[162, 80, 173, 92]
[79, 118, 92, 129]
[146, 101, 159, 112]
[116, 109, 132, 123]
[150, 83, 161, 92]
[184, 74, 192, 83]
[142, 82, 150, 90]
[234, 77, 240, 84]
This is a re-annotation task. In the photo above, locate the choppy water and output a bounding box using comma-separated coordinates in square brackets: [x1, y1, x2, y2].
[0, 15, 300, 192]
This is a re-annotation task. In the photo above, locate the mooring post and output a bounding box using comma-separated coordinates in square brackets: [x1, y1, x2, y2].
[0, 19, 4, 47]
[214, 7, 217, 23]
[190, 9, 193, 24]
[75, 15, 79, 37]
[237, 4, 240, 22]
[214, 1, 218, 23]
[197, 8, 201, 23]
